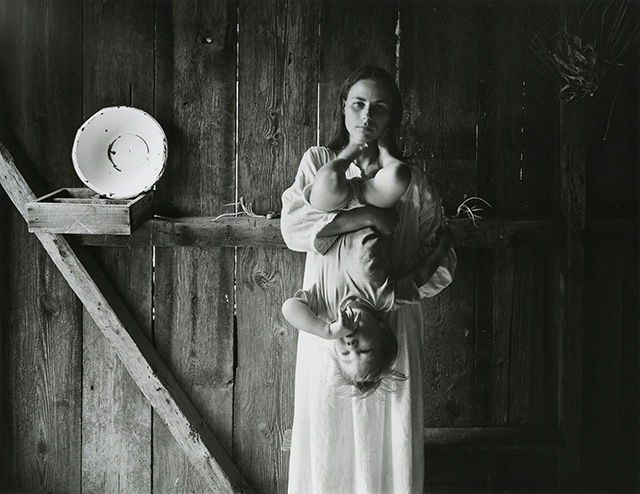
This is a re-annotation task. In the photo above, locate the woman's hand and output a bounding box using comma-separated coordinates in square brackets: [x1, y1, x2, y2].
[436, 225, 455, 251]
[397, 225, 455, 289]
[364, 205, 399, 236]
[327, 307, 356, 339]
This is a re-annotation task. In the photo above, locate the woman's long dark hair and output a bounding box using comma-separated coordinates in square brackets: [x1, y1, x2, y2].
[326, 66, 403, 159]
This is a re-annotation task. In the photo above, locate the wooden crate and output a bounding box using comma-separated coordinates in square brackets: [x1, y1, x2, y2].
[26, 188, 153, 235]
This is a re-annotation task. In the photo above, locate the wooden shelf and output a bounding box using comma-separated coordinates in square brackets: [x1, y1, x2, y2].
[73, 216, 572, 248]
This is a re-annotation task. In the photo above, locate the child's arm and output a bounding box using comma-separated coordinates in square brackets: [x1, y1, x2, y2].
[360, 160, 411, 208]
[309, 142, 367, 211]
[282, 298, 355, 340]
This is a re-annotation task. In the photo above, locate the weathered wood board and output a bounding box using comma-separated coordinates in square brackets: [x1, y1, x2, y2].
[81, 1, 155, 490]
[154, 0, 237, 491]
[234, 0, 319, 491]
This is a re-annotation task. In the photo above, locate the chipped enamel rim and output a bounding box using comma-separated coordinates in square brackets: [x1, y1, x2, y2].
[72, 106, 167, 199]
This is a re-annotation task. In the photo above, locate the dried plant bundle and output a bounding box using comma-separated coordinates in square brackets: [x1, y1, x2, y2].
[438, 0, 639, 104]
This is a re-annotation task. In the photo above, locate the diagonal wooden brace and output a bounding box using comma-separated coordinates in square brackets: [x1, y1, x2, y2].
[0, 140, 253, 494]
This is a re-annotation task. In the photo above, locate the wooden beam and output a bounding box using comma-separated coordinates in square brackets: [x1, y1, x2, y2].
[72, 216, 566, 248]
[0, 140, 253, 493]
[424, 427, 565, 450]
[77, 215, 288, 248]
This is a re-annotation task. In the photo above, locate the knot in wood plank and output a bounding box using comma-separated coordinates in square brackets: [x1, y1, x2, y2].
[40, 293, 61, 318]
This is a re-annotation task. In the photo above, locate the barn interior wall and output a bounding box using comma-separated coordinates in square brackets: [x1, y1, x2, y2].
[0, 1, 637, 492]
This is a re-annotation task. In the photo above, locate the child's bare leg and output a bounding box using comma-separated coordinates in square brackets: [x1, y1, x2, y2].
[310, 142, 367, 211]
[361, 161, 411, 208]
[309, 159, 351, 211]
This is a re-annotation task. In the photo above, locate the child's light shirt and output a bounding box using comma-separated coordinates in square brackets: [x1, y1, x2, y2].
[291, 225, 421, 322]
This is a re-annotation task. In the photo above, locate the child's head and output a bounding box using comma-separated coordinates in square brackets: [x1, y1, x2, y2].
[332, 298, 405, 397]
[327, 65, 403, 157]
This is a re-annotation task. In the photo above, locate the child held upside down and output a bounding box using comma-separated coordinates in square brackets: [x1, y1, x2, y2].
[282, 129, 453, 395]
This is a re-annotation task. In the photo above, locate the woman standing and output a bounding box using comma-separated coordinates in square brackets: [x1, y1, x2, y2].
[281, 66, 456, 493]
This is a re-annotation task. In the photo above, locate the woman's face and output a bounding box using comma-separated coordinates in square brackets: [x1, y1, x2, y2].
[343, 78, 393, 144]
[333, 303, 384, 379]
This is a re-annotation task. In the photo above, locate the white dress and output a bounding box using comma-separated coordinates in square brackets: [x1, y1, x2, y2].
[281, 146, 456, 494]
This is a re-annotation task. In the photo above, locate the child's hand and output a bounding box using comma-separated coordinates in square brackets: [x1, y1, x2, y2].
[436, 226, 455, 251]
[338, 141, 368, 163]
[327, 307, 356, 339]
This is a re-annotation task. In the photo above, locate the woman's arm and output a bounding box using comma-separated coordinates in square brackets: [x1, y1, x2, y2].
[281, 147, 360, 254]
[282, 298, 353, 339]
[406, 172, 457, 297]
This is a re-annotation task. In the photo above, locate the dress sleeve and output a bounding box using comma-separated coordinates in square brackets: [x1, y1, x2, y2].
[390, 277, 421, 310]
[415, 172, 457, 298]
[280, 148, 341, 254]
[292, 287, 316, 308]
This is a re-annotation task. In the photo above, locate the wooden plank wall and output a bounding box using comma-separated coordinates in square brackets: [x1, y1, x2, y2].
[399, 3, 561, 490]
[0, 1, 638, 493]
